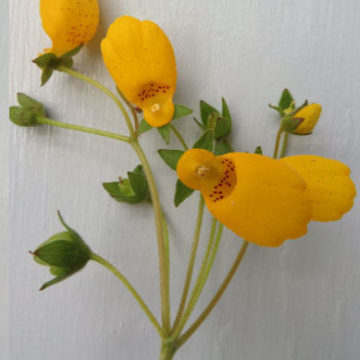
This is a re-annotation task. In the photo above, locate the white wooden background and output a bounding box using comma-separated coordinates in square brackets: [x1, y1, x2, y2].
[8, 1, 360, 359]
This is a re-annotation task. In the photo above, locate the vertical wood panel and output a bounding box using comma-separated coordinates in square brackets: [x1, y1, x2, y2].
[8, 1, 360, 359]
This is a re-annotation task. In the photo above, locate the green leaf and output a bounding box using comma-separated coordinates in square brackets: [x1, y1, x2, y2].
[200, 100, 219, 127]
[137, 119, 153, 135]
[193, 130, 214, 151]
[254, 145, 263, 155]
[214, 116, 232, 139]
[173, 105, 193, 120]
[158, 149, 184, 170]
[221, 98, 231, 121]
[174, 180, 194, 207]
[278, 89, 294, 110]
[157, 124, 171, 144]
[103, 165, 150, 204]
[214, 138, 233, 155]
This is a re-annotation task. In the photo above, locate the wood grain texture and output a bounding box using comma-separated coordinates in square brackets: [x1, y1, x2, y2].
[8, 0, 360, 359]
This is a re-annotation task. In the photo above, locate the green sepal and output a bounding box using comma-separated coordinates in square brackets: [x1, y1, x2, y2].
[254, 145, 263, 155]
[32, 211, 91, 291]
[268, 103, 286, 117]
[9, 93, 45, 127]
[32, 45, 83, 86]
[278, 89, 294, 110]
[281, 117, 304, 133]
[137, 119, 153, 135]
[193, 130, 214, 151]
[174, 180, 194, 207]
[158, 149, 184, 170]
[200, 100, 219, 127]
[103, 165, 150, 204]
[157, 124, 171, 144]
[173, 104, 193, 120]
[214, 116, 231, 139]
[193, 117, 206, 130]
[214, 138, 233, 155]
[221, 98, 232, 121]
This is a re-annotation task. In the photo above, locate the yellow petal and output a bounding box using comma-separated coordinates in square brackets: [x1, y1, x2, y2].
[177, 150, 312, 247]
[101, 16, 177, 127]
[294, 104, 322, 134]
[280, 155, 356, 221]
[40, 0, 99, 57]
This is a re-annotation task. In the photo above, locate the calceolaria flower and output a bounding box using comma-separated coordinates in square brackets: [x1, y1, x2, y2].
[292, 103, 322, 134]
[101, 16, 177, 127]
[177, 149, 356, 247]
[31, 212, 91, 290]
[40, 0, 99, 56]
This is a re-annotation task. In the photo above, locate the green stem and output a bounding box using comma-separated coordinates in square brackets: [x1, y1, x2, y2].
[57, 66, 135, 137]
[90, 253, 164, 338]
[172, 218, 219, 338]
[36, 116, 130, 142]
[177, 241, 249, 348]
[170, 124, 188, 150]
[172, 195, 205, 330]
[273, 128, 283, 159]
[162, 211, 170, 292]
[279, 132, 289, 158]
[131, 140, 171, 333]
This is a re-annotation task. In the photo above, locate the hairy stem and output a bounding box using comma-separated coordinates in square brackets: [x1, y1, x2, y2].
[36, 116, 130, 142]
[90, 253, 164, 338]
[172, 195, 205, 330]
[177, 241, 249, 347]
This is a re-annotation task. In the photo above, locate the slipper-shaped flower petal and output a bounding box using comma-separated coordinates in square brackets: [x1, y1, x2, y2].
[177, 149, 313, 247]
[293, 104, 322, 134]
[40, 0, 99, 56]
[280, 155, 356, 221]
[101, 16, 177, 127]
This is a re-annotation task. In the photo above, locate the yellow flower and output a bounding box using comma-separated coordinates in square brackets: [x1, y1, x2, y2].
[177, 149, 356, 247]
[293, 104, 322, 134]
[101, 16, 177, 127]
[40, 0, 99, 57]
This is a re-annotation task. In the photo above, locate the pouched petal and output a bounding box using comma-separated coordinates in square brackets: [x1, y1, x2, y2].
[177, 149, 313, 247]
[101, 16, 177, 127]
[293, 104, 322, 134]
[40, 0, 99, 56]
[280, 155, 356, 221]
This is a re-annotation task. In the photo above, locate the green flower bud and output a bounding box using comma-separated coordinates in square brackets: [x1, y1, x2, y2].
[31, 211, 91, 290]
[9, 93, 45, 127]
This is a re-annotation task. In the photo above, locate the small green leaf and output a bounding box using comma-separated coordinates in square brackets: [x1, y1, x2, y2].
[254, 145, 263, 155]
[17, 93, 43, 109]
[128, 165, 150, 202]
[173, 105, 193, 120]
[221, 98, 231, 121]
[157, 124, 171, 144]
[137, 119, 153, 135]
[174, 180, 194, 207]
[214, 116, 232, 139]
[278, 89, 294, 110]
[193, 130, 214, 151]
[200, 100, 219, 127]
[214, 138, 233, 155]
[158, 149, 184, 170]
